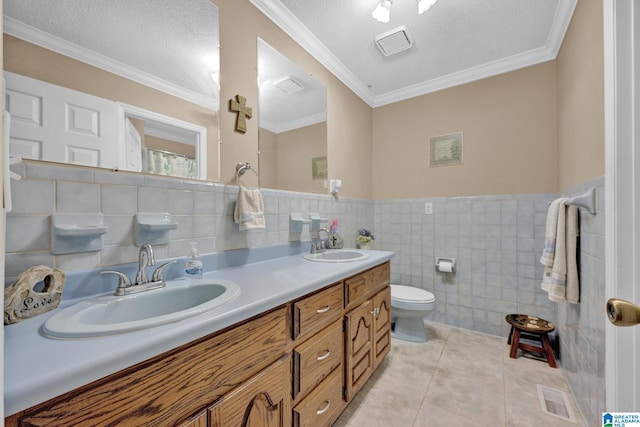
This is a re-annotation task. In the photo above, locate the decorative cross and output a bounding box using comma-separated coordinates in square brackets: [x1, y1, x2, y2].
[229, 94, 253, 133]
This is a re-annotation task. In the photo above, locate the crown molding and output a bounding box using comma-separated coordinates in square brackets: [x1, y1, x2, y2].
[250, 0, 577, 109]
[4, 17, 218, 111]
[260, 111, 326, 134]
[249, 0, 375, 106]
[545, 0, 578, 54]
[372, 46, 558, 107]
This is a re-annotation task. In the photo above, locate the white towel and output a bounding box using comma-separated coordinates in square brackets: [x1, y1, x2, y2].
[541, 198, 580, 303]
[233, 186, 265, 231]
[540, 198, 568, 268]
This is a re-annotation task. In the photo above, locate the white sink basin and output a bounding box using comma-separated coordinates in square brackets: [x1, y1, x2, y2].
[302, 249, 370, 263]
[43, 279, 240, 338]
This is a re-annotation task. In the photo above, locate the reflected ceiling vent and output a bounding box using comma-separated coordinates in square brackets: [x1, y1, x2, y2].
[375, 25, 414, 56]
[274, 76, 304, 94]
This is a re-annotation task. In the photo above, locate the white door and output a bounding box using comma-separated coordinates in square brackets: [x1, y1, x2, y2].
[604, 0, 640, 411]
[124, 118, 143, 172]
[4, 71, 121, 169]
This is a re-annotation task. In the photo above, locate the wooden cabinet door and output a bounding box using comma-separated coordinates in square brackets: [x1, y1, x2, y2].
[208, 354, 291, 427]
[344, 300, 374, 401]
[178, 410, 207, 427]
[372, 286, 391, 369]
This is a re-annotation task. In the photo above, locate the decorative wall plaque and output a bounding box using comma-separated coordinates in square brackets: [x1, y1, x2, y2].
[429, 132, 463, 167]
[229, 94, 253, 133]
[312, 156, 327, 179]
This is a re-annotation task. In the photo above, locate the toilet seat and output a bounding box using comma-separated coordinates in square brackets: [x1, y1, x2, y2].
[391, 285, 435, 303]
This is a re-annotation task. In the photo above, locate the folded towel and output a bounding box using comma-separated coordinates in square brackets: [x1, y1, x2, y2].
[233, 186, 265, 231]
[541, 199, 580, 303]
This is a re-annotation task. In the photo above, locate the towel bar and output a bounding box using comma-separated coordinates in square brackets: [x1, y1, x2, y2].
[547, 187, 596, 214]
[568, 187, 596, 214]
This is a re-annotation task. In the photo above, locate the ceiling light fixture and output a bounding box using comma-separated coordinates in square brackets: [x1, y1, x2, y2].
[417, 0, 437, 14]
[371, 0, 392, 23]
[372, 0, 437, 23]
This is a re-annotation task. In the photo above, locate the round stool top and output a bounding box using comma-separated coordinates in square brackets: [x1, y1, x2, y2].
[505, 314, 554, 333]
[391, 284, 435, 303]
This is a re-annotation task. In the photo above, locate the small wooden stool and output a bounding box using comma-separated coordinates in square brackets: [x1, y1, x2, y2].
[505, 314, 557, 368]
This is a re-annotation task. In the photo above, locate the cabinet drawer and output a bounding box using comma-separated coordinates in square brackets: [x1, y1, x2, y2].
[293, 367, 343, 427]
[344, 262, 390, 311]
[293, 319, 343, 401]
[292, 283, 343, 341]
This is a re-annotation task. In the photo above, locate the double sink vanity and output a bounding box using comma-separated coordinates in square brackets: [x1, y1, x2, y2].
[5, 247, 393, 426]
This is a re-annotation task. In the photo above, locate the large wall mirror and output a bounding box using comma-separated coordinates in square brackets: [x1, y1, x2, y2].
[3, 0, 220, 181]
[257, 39, 327, 193]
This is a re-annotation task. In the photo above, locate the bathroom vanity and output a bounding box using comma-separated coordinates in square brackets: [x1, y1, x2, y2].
[4, 251, 392, 427]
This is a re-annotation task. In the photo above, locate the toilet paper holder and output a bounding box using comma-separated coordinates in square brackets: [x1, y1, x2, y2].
[435, 258, 456, 273]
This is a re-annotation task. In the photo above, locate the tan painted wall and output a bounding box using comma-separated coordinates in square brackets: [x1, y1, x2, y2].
[3, 35, 220, 181]
[372, 61, 559, 199]
[216, 0, 373, 198]
[258, 124, 326, 193]
[557, 0, 605, 189]
[0, 0, 604, 200]
[276, 123, 327, 193]
[258, 128, 278, 189]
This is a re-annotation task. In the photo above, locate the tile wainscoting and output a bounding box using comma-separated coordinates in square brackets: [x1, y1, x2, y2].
[5, 161, 604, 426]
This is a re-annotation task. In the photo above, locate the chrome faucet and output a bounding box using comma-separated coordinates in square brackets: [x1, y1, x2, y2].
[311, 228, 331, 254]
[135, 243, 156, 285]
[101, 244, 175, 296]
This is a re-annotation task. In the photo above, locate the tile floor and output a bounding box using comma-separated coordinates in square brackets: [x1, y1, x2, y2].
[333, 321, 585, 427]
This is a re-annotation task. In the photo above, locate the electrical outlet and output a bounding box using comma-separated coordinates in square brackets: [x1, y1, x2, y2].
[424, 202, 433, 215]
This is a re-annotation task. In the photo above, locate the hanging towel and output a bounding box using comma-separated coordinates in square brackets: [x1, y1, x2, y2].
[565, 205, 579, 303]
[540, 198, 568, 268]
[541, 199, 580, 303]
[234, 186, 265, 231]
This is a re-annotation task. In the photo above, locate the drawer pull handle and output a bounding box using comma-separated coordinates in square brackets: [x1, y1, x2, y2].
[316, 305, 331, 314]
[317, 349, 331, 361]
[316, 400, 331, 415]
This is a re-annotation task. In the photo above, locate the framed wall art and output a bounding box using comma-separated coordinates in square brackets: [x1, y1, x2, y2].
[429, 132, 463, 167]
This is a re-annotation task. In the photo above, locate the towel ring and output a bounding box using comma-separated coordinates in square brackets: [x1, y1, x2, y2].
[235, 162, 259, 183]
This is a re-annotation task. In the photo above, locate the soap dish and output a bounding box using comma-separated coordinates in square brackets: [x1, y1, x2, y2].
[51, 213, 108, 254]
[135, 213, 178, 245]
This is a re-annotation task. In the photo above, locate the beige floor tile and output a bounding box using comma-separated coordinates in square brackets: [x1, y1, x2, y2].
[334, 321, 584, 427]
[424, 366, 506, 425]
[413, 402, 495, 427]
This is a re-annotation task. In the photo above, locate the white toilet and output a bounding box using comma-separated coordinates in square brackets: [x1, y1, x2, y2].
[390, 284, 436, 342]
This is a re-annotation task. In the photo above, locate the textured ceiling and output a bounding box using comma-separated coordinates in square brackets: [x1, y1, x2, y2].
[3, 0, 220, 110]
[251, 0, 577, 107]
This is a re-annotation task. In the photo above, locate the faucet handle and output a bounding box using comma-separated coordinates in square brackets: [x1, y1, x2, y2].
[151, 260, 177, 283]
[100, 270, 132, 295]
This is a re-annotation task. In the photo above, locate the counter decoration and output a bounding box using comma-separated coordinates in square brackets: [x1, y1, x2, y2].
[357, 228, 375, 250]
[4, 265, 66, 325]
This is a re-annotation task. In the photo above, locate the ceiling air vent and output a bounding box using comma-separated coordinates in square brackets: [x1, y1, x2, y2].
[274, 76, 304, 94]
[375, 25, 414, 56]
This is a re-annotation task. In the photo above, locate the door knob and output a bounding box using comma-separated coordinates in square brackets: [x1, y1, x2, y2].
[607, 298, 640, 326]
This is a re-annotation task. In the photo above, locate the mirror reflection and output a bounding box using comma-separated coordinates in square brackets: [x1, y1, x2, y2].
[3, 0, 220, 181]
[257, 39, 327, 193]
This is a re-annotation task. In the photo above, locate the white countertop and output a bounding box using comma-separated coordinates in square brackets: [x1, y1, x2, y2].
[4, 249, 393, 416]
